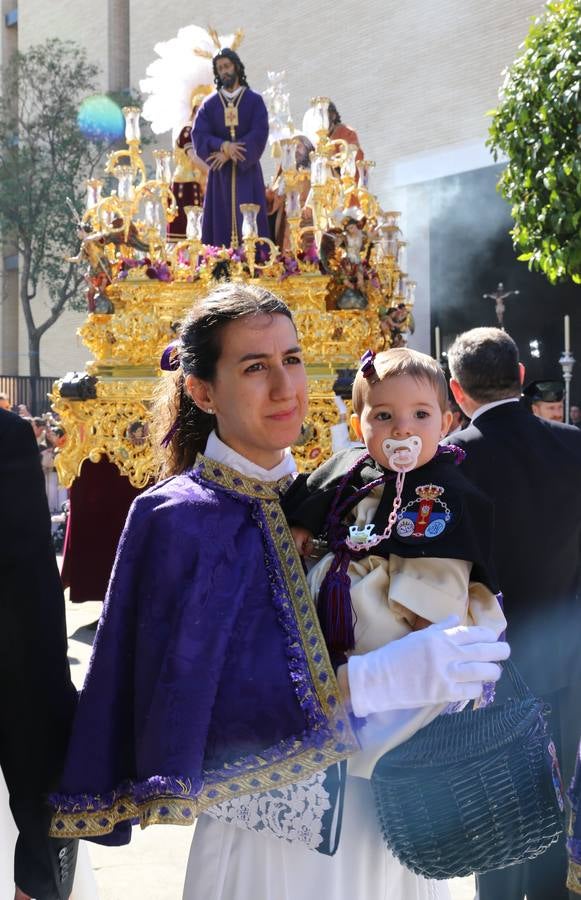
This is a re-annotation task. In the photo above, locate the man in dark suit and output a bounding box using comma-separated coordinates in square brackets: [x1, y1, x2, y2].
[445, 326, 581, 900]
[0, 409, 78, 899]
[523, 379, 565, 422]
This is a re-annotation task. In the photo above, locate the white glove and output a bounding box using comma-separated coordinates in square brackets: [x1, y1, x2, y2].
[347, 615, 510, 718]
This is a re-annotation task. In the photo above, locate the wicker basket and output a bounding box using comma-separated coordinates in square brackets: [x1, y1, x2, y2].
[371, 661, 564, 879]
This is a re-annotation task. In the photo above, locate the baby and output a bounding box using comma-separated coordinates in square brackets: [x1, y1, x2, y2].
[283, 347, 506, 665]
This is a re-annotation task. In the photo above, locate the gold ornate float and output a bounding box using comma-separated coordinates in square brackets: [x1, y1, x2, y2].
[53, 98, 416, 488]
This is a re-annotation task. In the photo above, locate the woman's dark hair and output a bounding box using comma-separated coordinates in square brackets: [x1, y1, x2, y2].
[212, 48, 249, 89]
[152, 283, 293, 477]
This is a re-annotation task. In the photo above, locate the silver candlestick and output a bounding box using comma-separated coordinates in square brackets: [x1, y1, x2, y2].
[559, 349, 575, 424]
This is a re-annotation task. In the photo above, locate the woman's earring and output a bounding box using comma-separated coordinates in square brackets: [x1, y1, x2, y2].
[206, 407, 215, 415]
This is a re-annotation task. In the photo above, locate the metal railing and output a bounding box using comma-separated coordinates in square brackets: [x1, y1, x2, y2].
[0, 375, 58, 416]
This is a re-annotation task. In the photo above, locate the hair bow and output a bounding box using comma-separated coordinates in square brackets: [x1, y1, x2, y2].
[360, 349, 377, 381]
[160, 341, 180, 372]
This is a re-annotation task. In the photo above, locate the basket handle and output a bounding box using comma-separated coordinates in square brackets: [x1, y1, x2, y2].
[501, 657, 533, 700]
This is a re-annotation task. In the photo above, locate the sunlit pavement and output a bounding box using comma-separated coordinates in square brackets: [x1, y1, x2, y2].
[65, 595, 474, 899]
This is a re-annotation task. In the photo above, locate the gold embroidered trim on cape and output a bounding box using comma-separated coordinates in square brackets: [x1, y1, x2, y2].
[568, 859, 581, 894]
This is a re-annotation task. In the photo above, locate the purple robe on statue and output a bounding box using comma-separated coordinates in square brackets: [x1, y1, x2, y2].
[192, 88, 269, 247]
[49, 456, 357, 845]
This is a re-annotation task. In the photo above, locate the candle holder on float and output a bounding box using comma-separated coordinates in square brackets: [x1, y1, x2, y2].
[356, 160, 377, 218]
[303, 97, 347, 252]
[82, 108, 178, 255]
[168, 205, 204, 277]
[105, 107, 147, 185]
[239, 203, 279, 277]
[279, 137, 311, 258]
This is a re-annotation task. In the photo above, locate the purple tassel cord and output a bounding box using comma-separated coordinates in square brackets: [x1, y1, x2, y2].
[315, 453, 389, 661]
[317, 551, 355, 662]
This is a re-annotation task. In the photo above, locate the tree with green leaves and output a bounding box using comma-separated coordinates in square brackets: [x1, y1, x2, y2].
[0, 39, 120, 376]
[488, 0, 581, 284]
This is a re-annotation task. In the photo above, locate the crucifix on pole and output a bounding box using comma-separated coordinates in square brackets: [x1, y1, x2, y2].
[482, 282, 520, 329]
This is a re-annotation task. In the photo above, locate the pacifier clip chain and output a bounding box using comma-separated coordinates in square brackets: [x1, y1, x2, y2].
[345, 436, 422, 553]
[384, 469, 406, 539]
[345, 468, 407, 551]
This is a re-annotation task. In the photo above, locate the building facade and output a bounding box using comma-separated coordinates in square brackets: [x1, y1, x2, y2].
[1, 0, 545, 377]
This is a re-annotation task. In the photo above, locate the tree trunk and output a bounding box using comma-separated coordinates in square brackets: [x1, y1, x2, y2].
[19, 251, 40, 376]
[27, 328, 41, 378]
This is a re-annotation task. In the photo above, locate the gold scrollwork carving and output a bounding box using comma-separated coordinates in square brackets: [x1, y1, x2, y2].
[56, 274, 387, 486]
[51, 378, 158, 489]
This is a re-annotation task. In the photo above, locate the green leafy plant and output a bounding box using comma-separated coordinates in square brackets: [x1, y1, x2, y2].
[0, 40, 145, 376]
[488, 0, 581, 284]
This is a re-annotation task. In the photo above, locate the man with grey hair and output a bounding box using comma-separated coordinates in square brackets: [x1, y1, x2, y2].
[445, 326, 581, 900]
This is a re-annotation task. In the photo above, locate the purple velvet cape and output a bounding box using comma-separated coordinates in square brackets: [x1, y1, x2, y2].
[192, 88, 269, 247]
[50, 457, 357, 844]
[568, 741, 581, 893]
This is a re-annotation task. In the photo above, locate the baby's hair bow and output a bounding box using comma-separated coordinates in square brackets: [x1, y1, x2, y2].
[360, 349, 378, 381]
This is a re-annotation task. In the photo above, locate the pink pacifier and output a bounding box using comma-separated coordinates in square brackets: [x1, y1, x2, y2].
[382, 436, 422, 472]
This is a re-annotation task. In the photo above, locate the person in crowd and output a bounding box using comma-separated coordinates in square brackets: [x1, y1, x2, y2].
[0, 391, 12, 411]
[22, 416, 47, 449]
[570, 404, 581, 428]
[0, 406, 78, 899]
[192, 48, 269, 247]
[447, 398, 469, 434]
[41, 426, 68, 515]
[446, 326, 581, 900]
[523, 379, 564, 422]
[49, 285, 508, 900]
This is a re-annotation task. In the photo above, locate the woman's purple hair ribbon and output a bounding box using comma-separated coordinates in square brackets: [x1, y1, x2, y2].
[161, 420, 179, 448]
[160, 340, 181, 372]
[360, 349, 378, 381]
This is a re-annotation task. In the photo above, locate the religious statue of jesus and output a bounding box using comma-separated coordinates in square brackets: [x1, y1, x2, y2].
[192, 48, 269, 248]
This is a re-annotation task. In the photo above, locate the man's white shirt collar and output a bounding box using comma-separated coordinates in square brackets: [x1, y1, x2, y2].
[470, 397, 520, 423]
